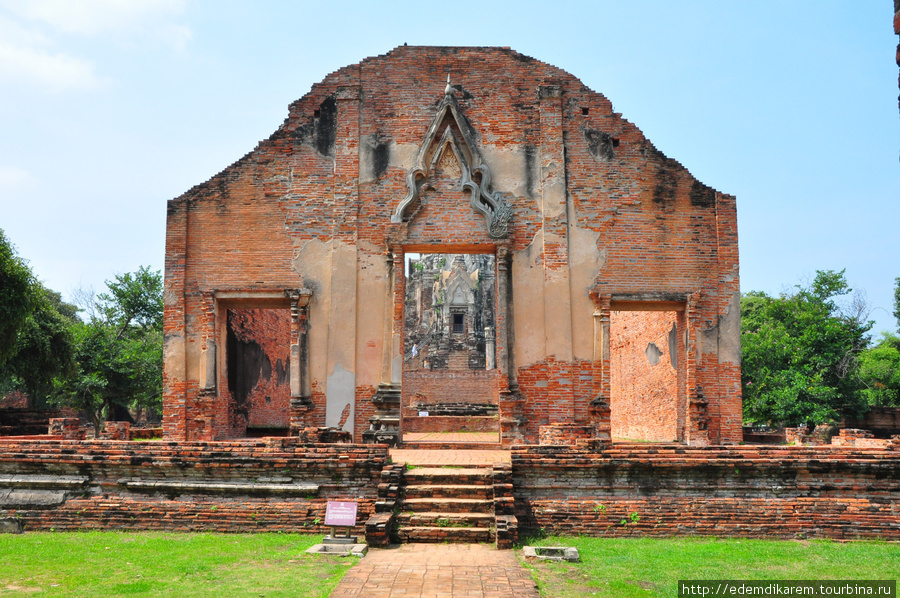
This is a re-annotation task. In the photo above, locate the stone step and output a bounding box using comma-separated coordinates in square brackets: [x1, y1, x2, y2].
[404, 467, 493, 485]
[396, 525, 494, 543]
[404, 484, 493, 500]
[399, 441, 505, 450]
[401, 497, 494, 514]
[396, 511, 494, 528]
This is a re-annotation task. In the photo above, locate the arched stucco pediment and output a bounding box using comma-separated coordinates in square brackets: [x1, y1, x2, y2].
[391, 78, 512, 238]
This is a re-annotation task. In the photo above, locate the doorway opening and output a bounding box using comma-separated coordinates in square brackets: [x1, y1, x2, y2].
[224, 308, 291, 438]
[401, 253, 499, 443]
[609, 309, 686, 442]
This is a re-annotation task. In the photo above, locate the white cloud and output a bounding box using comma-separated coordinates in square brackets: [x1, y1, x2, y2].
[0, 40, 101, 91]
[0, 165, 36, 189]
[0, 0, 187, 36]
[0, 0, 189, 92]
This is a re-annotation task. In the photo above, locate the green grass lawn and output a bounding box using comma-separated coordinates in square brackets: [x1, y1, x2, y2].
[4, 532, 898, 597]
[0, 532, 354, 597]
[522, 536, 900, 598]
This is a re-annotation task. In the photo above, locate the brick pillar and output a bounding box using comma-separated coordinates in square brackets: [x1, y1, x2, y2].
[289, 289, 313, 434]
[589, 293, 611, 441]
[715, 189, 742, 444]
[538, 83, 575, 422]
[162, 198, 188, 440]
[101, 421, 130, 440]
[497, 245, 525, 444]
[49, 418, 83, 440]
[390, 246, 404, 386]
[685, 292, 709, 446]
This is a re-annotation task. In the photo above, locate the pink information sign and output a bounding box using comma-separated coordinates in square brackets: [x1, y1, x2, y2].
[324, 501, 358, 527]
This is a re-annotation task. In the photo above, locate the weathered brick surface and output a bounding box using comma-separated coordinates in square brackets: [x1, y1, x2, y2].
[164, 46, 741, 445]
[402, 370, 499, 416]
[843, 406, 900, 435]
[512, 444, 900, 539]
[517, 357, 594, 443]
[0, 409, 68, 436]
[538, 423, 596, 445]
[610, 310, 682, 441]
[100, 421, 130, 440]
[403, 416, 498, 433]
[0, 439, 386, 534]
[0, 392, 28, 409]
[226, 308, 291, 433]
[48, 418, 83, 440]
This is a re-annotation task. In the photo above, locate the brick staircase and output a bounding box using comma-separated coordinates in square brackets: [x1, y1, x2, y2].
[365, 461, 517, 548]
[396, 466, 497, 543]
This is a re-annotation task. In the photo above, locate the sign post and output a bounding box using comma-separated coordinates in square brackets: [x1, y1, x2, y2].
[323, 500, 358, 544]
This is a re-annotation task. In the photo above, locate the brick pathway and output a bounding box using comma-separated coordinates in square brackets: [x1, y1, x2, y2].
[329, 544, 540, 598]
[390, 449, 511, 466]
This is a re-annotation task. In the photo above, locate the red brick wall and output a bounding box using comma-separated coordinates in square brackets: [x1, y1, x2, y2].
[517, 357, 594, 443]
[164, 46, 741, 444]
[842, 406, 900, 434]
[226, 308, 291, 431]
[610, 311, 683, 442]
[0, 439, 386, 534]
[402, 415, 499, 433]
[512, 444, 900, 539]
[402, 370, 499, 413]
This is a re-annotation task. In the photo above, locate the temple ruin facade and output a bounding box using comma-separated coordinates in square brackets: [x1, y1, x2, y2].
[162, 46, 742, 446]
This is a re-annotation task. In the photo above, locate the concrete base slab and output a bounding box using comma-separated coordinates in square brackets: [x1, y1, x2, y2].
[305, 543, 368, 557]
[523, 545, 580, 562]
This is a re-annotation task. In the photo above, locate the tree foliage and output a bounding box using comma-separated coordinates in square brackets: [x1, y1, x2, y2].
[0, 229, 39, 365]
[741, 270, 872, 426]
[857, 332, 900, 407]
[894, 277, 900, 331]
[0, 287, 78, 407]
[53, 267, 163, 434]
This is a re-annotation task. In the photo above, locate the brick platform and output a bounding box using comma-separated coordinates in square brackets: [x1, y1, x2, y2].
[3, 440, 897, 542]
[0, 439, 386, 534]
[512, 444, 900, 540]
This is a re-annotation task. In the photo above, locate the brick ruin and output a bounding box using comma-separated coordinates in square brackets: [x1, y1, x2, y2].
[3, 46, 898, 545]
[2, 438, 897, 544]
[162, 46, 742, 447]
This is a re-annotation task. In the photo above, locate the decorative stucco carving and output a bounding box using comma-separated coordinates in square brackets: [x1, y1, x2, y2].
[391, 77, 511, 238]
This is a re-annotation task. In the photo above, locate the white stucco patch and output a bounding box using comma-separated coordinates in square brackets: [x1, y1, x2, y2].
[326, 363, 355, 433]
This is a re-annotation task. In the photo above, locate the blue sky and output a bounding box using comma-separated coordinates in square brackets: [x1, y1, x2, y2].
[1, 0, 898, 336]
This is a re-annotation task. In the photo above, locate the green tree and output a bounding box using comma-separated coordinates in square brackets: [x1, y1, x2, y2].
[0, 287, 78, 407]
[856, 332, 900, 407]
[741, 270, 872, 426]
[893, 277, 900, 331]
[53, 267, 163, 434]
[0, 229, 39, 365]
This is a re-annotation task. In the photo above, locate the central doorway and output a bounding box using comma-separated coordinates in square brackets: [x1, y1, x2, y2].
[401, 253, 499, 443]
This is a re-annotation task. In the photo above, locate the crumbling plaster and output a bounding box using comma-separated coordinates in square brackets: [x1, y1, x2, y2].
[162, 46, 741, 444]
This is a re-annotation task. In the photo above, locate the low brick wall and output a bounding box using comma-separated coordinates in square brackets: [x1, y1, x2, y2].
[402, 416, 499, 433]
[843, 407, 900, 436]
[402, 370, 499, 413]
[128, 427, 163, 440]
[539, 423, 596, 445]
[0, 439, 387, 534]
[512, 444, 900, 540]
[831, 429, 899, 449]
